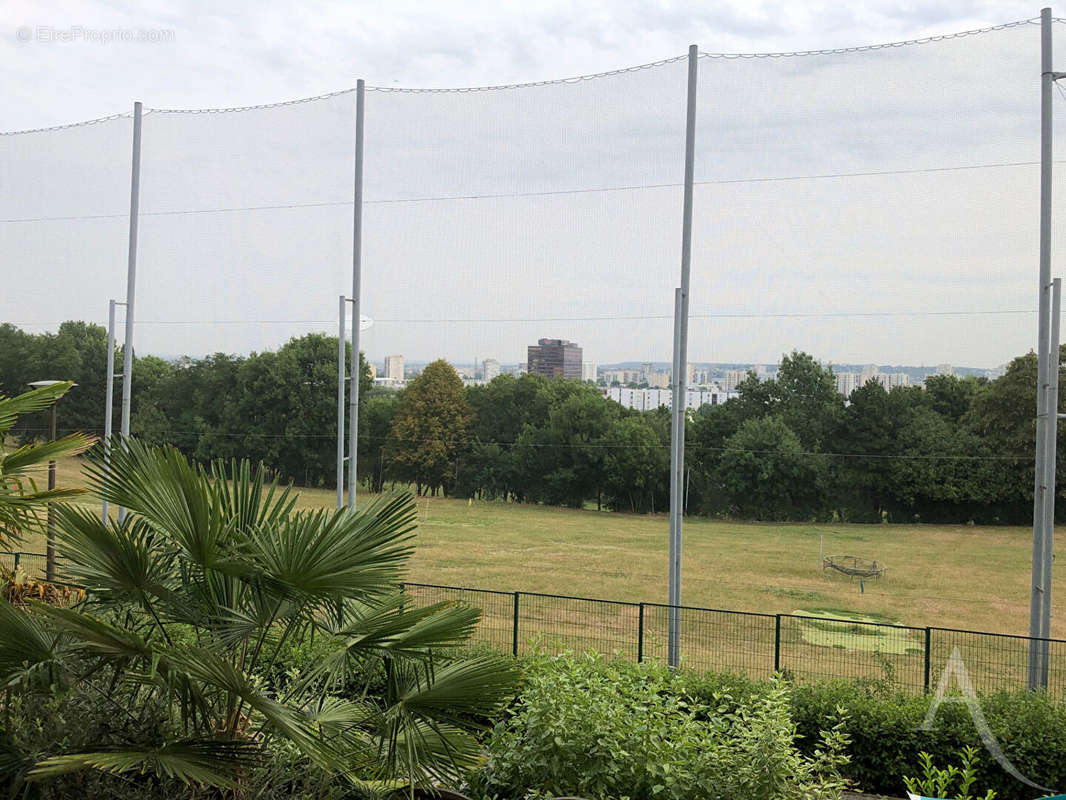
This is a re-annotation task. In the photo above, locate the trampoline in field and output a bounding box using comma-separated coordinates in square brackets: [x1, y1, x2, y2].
[822, 555, 886, 580]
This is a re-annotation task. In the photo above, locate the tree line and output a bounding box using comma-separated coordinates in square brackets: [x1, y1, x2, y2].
[1, 321, 1059, 523]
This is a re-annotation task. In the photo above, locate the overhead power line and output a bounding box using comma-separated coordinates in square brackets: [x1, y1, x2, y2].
[24, 426, 1030, 461]
[6, 308, 1047, 327]
[1, 159, 1060, 224]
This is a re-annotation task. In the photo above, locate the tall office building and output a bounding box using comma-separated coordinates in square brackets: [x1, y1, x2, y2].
[483, 358, 501, 382]
[527, 338, 583, 380]
[385, 354, 405, 381]
[582, 362, 598, 383]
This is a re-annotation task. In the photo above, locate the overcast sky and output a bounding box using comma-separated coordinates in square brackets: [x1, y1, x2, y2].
[2, 1, 1061, 369]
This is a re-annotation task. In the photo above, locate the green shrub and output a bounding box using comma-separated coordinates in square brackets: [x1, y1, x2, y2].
[904, 747, 997, 800]
[789, 681, 1066, 800]
[470, 652, 850, 800]
[621, 668, 1066, 800]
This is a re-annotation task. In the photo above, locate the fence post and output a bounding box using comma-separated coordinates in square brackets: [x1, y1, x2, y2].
[512, 592, 520, 657]
[924, 627, 932, 693]
[638, 603, 645, 663]
[774, 615, 782, 673]
[13, 552, 20, 571]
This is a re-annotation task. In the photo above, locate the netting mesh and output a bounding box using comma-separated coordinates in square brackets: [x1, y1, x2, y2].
[2, 20, 1065, 385]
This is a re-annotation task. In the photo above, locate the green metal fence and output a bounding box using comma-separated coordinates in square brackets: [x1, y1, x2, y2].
[6, 551, 1063, 695]
[402, 581, 1066, 696]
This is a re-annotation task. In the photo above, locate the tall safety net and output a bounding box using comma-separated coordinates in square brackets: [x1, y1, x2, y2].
[3, 21, 1064, 369]
[2, 18, 1066, 642]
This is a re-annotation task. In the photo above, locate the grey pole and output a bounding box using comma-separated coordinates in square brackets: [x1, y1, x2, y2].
[1040, 276, 1062, 684]
[668, 287, 683, 666]
[337, 295, 347, 509]
[348, 80, 365, 510]
[46, 402, 56, 582]
[103, 299, 117, 523]
[667, 45, 699, 669]
[1030, 8, 1054, 690]
[119, 101, 142, 524]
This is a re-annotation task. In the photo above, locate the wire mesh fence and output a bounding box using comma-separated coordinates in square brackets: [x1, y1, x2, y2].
[930, 627, 1066, 697]
[5, 552, 1066, 694]
[0, 551, 48, 580]
[399, 581, 1066, 696]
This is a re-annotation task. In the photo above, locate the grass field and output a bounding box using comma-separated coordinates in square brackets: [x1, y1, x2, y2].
[9, 454, 1061, 640]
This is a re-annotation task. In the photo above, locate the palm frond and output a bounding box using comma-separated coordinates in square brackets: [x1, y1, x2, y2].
[0, 382, 73, 434]
[52, 506, 173, 606]
[210, 458, 296, 533]
[36, 604, 152, 664]
[392, 655, 518, 722]
[310, 596, 481, 682]
[27, 738, 261, 788]
[0, 599, 65, 689]
[243, 494, 417, 604]
[163, 645, 338, 768]
[82, 441, 228, 569]
[1, 433, 95, 478]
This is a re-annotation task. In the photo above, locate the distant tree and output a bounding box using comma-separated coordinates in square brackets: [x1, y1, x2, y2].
[512, 386, 618, 509]
[923, 373, 979, 423]
[601, 416, 669, 513]
[773, 352, 844, 451]
[715, 416, 827, 520]
[387, 360, 472, 496]
[358, 391, 403, 493]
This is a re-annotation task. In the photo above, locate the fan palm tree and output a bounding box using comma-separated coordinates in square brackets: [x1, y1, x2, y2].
[0, 381, 93, 549]
[0, 440, 516, 795]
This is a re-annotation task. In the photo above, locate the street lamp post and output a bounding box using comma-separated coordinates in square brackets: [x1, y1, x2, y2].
[28, 380, 76, 583]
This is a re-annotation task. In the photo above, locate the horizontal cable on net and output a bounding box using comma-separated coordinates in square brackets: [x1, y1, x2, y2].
[1, 159, 1056, 224]
[0, 110, 133, 137]
[0, 16, 1056, 129]
[24, 427, 1031, 460]
[698, 17, 1047, 59]
[5, 308, 1047, 327]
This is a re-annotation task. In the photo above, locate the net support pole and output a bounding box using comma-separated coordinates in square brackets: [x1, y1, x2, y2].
[118, 101, 142, 525]
[668, 44, 699, 669]
[1030, 8, 1055, 690]
[337, 294, 347, 509]
[347, 80, 365, 510]
[1039, 276, 1062, 685]
[103, 298, 117, 523]
[668, 287, 683, 666]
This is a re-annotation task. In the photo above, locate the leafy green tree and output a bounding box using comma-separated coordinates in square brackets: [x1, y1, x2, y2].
[602, 416, 669, 513]
[715, 416, 827, 520]
[0, 442, 516, 794]
[886, 407, 1001, 522]
[358, 392, 403, 493]
[830, 380, 919, 521]
[513, 386, 618, 508]
[386, 360, 472, 496]
[772, 352, 843, 451]
[923, 373, 980, 423]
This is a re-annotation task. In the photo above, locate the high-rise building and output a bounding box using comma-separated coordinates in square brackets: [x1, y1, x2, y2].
[936, 363, 955, 376]
[723, 369, 748, 393]
[527, 338, 583, 380]
[649, 370, 670, 388]
[581, 362, 597, 383]
[835, 372, 859, 397]
[385, 355, 405, 381]
[483, 358, 501, 382]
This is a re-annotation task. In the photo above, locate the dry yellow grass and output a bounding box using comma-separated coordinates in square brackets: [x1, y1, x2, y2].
[11, 455, 1062, 639]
